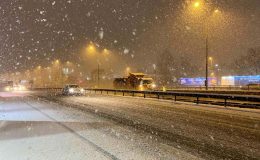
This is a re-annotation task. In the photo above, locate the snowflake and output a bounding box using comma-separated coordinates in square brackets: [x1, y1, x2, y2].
[99, 30, 104, 39]
[123, 48, 129, 54]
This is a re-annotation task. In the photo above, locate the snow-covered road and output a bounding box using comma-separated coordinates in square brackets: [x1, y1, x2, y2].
[51, 93, 260, 160]
[0, 92, 200, 160]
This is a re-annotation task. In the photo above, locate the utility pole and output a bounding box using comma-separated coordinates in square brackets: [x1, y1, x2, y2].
[205, 35, 209, 90]
[192, 2, 221, 91]
[97, 63, 100, 88]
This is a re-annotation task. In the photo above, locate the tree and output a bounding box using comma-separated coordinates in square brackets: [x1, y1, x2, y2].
[232, 47, 260, 75]
[157, 49, 176, 85]
[157, 49, 200, 86]
[179, 56, 199, 78]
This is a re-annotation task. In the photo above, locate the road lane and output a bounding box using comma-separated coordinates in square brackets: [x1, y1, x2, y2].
[52, 93, 260, 160]
[0, 92, 199, 160]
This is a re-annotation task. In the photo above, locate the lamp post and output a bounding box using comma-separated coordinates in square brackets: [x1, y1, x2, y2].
[205, 35, 209, 90]
[126, 67, 131, 76]
[209, 57, 213, 67]
[86, 43, 98, 87]
[86, 43, 110, 88]
[192, 1, 220, 90]
[97, 63, 100, 88]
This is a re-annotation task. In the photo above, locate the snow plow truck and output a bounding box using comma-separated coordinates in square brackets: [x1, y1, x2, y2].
[113, 73, 156, 90]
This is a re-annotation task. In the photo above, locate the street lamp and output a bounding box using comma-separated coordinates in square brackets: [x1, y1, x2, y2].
[86, 43, 101, 88]
[214, 9, 219, 13]
[194, 2, 200, 8]
[52, 59, 60, 66]
[35, 65, 43, 87]
[126, 67, 131, 76]
[103, 48, 110, 55]
[192, 1, 220, 90]
[209, 57, 213, 67]
[87, 43, 96, 54]
[52, 59, 62, 87]
[85, 42, 114, 88]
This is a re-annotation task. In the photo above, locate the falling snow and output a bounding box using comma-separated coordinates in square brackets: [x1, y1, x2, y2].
[0, 0, 259, 85]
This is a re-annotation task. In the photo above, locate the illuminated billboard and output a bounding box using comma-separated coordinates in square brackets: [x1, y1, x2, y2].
[181, 75, 260, 86]
[221, 75, 260, 86]
[180, 77, 217, 86]
[234, 75, 260, 85]
[221, 76, 235, 86]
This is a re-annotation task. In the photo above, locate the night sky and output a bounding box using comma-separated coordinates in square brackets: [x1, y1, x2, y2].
[0, 0, 259, 73]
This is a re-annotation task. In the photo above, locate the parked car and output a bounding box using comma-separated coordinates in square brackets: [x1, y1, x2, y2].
[62, 84, 85, 96]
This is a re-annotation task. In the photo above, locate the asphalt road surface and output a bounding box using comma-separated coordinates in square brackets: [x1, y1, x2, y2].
[52, 92, 260, 160]
[0, 91, 200, 160]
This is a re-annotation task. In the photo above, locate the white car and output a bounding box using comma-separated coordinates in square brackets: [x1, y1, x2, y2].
[62, 84, 85, 96]
[13, 85, 27, 91]
[3, 85, 26, 92]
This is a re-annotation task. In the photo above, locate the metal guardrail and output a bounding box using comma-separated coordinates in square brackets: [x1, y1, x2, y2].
[167, 85, 260, 91]
[86, 89, 260, 107]
[34, 88, 260, 108]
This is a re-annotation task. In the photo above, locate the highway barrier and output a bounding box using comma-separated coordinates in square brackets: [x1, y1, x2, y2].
[167, 85, 260, 91]
[34, 88, 260, 108]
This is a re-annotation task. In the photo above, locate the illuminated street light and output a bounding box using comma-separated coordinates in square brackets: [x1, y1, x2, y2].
[192, 3, 221, 90]
[55, 59, 60, 64]
[88, 45, 95, 51]
[209, 57, 213, 67]
[66, 61, 72, 65]
[126, 67, 131, 75]
[103, 48, 110, 55]
[214, 9, 219, 13]
[86, 43, 99, 87]
[194, 2, 200, 8]
[87, 43, 96, 53]
[209, 57, 213, 63]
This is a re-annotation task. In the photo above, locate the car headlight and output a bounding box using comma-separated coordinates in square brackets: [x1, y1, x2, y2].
[69, 88, 74, 93]
[19, 86, 26, 90]
[5, 86, 11, 91]
[151, 84, 156, 88]
[80, 88, 84, 92]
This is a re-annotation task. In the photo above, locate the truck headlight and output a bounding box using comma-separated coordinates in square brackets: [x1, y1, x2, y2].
[5, 86, 11, 91]
[151, 84, 156, 88]
[69, 88, 74, 93]
[139, 85, 144, 91]
[19, 85, 26, 90]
